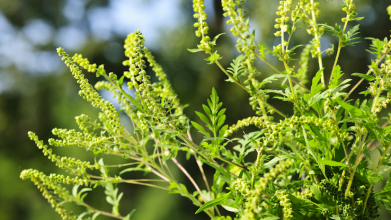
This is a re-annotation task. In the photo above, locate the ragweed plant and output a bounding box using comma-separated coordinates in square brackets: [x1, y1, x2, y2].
[21, 1, 391, 219]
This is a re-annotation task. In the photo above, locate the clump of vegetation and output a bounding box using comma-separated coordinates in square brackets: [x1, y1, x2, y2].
[21, 1, 391, 219]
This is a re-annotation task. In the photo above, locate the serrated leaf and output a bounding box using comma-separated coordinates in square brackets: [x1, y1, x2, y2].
[318, 160, 347, 167]
[195, 192, 231, 214]
[227, 55, 246, 79]
[259, 74, 286, 88]
[352, 73, 375, 81]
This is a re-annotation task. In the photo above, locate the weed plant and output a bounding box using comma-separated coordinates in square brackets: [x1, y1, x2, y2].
[21, 1, 391, 219]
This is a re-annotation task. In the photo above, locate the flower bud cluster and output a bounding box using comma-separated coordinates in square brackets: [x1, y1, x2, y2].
[94, 80, 132, 113]
[238, 159, 295, 220]
[20, 169, 76, 220]
[259, 159, 295, 191]
[275, 189, 293, 220]
[143, 48, 183, 115]
[75, 114, 101, 133]
[224, 116, 266, 137]
[193, 0, 209, 38]
[274, 0, 293, 37]
[28, 131, 99, 176]
[388, 5, 391, 20]
[230, 178, 251, 196]
[192, 0, 214, 54]
[297, 44, 311, 86]
[124, 31, 188, 134]
[291, 0, 308, 23]
[48, 173, 89, 186]
[57, 48, 124, 135]
[72, 53, 97, 73]
[341, 0, 357, 23]
[292, 188, 313, 199]
[221, 0, 261, 88]
[225, 116, 348, 148]
[301, 1, 323, 58]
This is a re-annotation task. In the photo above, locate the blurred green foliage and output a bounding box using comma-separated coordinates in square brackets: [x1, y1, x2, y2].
[0, 0, 390, 219]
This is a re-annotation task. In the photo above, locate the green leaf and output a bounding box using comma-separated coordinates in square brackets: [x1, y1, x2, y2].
[216, 115, 226, 130]
[352, 73, 375, 81]
[260, 217, 280, 220]
[221, 204, 239, 213]
[123, 209, 136, 220]
[191, 121, 210, 138]
[195, 192, 231, 214]
[195, 111, 211, 126]
[202, 104, 212, 117]
[188, 48, 202, 53]
[335, 99, 366, 119]
[318, 160, 347, 168]
[72, 184, 80, 198]
[119, 167, 145, 175]
[77, 188, 92, 201]
[92, 212, 102, 220]
[77, 211, 90, 220]
[118, 75, 125, 87]
[329, 65, 344, 89]
[310, 68, 324, 96]
[211, 33, 225, 45]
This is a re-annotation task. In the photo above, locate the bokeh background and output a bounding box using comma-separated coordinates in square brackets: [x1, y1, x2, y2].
[1, 0, 391, 219]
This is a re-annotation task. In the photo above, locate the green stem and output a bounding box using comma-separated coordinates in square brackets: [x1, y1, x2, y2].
[345, 132, 368, 197]
[329, 0, 352, 84]
[309, 0, 324, 84]
[216, 155, 249, 171]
